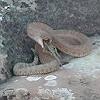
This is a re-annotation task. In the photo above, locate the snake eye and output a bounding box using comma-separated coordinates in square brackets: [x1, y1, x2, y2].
[42, 35, 52, 44]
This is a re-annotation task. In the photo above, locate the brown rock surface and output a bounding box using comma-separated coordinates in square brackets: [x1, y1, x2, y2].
[0, 68, 100, 100]
[0, 35, 100, 100]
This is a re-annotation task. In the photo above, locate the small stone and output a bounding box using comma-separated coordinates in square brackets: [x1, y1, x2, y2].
[44, 75, 57, 81]
[26, 76, 41, 81]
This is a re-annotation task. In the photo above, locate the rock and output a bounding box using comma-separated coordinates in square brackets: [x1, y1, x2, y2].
[0, 54, 11, 84]
[35, 0, 100, 36]
[1, 0, 100, 72]
[0, 35, 100, 99]
[0, 30, 11, 84]
[0, 88, 30, 100]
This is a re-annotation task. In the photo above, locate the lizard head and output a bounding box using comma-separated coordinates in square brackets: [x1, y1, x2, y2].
[27, 23, 52, 48]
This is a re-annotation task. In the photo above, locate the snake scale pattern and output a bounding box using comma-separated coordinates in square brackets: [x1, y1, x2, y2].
[13, 43, 59, 75]
[13, 22, 92, 76]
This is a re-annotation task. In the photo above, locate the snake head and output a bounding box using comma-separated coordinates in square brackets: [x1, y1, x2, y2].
[27, 24, 52, 48]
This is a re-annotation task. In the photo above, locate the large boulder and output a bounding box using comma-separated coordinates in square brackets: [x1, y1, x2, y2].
[0, 0, 100, 76]
[35, 0, 100, 36]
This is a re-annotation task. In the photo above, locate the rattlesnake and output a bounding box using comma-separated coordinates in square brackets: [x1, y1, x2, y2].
[13, 22, 92, 76]
[13, 43, 59, 75]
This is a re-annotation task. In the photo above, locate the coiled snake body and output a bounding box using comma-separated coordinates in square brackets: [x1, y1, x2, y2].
[13, 22, 92, 76]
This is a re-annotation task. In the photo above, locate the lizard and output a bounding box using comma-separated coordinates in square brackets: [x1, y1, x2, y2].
[13, 22, 92, 76]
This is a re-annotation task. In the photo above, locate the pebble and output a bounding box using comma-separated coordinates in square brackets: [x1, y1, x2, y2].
[44, 75, 57, 81]
[26, 76, 41, 82]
